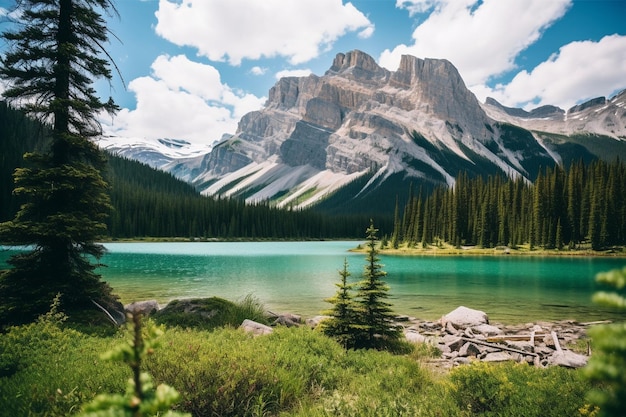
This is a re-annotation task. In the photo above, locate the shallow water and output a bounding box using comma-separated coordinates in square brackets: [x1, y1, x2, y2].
[1, 241, 624, 322]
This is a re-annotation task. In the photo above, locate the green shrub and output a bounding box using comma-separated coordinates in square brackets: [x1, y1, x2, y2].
[449, 361, 595, 417]
[153, 295, 268, 331]
[0, 311, 127, 416]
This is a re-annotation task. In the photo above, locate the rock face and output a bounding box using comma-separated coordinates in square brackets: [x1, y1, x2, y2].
[102, 51, 626, 214]
[190, 50, 567, 210]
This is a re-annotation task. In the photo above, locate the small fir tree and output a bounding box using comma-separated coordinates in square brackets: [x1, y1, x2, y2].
[322, 258, 359, 349]
[354, 220, 402, 350]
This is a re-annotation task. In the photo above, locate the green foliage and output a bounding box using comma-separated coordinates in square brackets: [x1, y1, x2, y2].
[0, 0, 120, 327]
[449, 361, 596, 417]
[584, 267, 626, 416]
[153, 295, 268, 331]
[322, 258, 359, 348]
[77, 312, 189, 417]
[392, 159, 626, 250]
[352, 220, 403, 350]
[0, 302, 127, 416]
[146, 326, 346, 417]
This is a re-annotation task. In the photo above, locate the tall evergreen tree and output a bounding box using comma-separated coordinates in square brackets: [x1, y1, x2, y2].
[0, 0, 121, 327]
[354, 220, 402, 350]
[322, 258, 359, 349]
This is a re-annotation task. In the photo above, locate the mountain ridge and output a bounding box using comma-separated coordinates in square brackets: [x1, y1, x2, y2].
[102, 50, 626, 214]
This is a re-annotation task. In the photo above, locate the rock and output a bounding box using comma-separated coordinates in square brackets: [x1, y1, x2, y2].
[240, 319, 274, 336]
[125, 300, 159, 316]
[548, 350, 588, 368]
[405, 330, 427, 344]
[442, 335, 465, 351]
[273, 315, 300, 327]
[472, 324, 503, 336]
[305, 315, 329, 328]
[459, 342, 482, 358]
[444, 306, 489, 329]
[483, 352, 514, 362]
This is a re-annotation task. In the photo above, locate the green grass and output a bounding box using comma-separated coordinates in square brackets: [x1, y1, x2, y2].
[0, 304, 605, 417]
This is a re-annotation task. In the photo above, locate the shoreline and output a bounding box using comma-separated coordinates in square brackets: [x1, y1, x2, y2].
[353, 242, 626, 258]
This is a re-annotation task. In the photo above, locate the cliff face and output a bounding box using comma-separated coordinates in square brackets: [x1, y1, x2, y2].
[107, 50, 625, 213]
[191, 50, 562, 209]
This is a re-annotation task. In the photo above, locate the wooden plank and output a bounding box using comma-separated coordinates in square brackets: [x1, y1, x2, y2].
[486, 334, 546, 343]
[460, 337, 538, 357]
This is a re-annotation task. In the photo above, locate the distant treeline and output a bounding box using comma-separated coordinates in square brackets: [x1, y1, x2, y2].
[392, 159, 626, 250]
[106, 155, 380, 239]
[1, 102, 385, 239]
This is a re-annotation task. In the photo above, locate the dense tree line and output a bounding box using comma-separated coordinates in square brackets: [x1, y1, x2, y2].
[392, 159, 626, 251]
[106, 155, 382, 239]
[1, 104, 389, 241]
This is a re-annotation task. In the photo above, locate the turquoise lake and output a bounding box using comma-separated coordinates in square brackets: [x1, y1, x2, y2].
[1, 241, 624, 323]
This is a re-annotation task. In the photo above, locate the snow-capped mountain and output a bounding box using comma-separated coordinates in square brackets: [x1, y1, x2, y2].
[100, 50, 626, 213]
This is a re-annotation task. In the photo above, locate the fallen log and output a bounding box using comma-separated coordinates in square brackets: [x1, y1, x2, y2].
[486, 333, 547, 343]
[461, 337, 538, 357]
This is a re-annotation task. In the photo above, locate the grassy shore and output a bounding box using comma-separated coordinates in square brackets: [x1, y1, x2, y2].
[352, 241, 626, 257]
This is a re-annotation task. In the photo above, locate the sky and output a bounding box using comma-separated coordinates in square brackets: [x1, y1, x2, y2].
[1, 0, 625, 147]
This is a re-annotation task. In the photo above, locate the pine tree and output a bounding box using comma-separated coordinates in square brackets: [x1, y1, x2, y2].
[322, 258, 359, 349]
[354, 220, 402, 350]
[0, 0, 121, 327]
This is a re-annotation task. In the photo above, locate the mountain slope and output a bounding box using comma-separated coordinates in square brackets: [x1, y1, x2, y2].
[102, 51, 626, 215]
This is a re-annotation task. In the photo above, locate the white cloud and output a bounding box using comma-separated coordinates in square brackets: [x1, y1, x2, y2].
[104, 55, 265, 143]
[275, 69, 313, 80]
[381, 0, 571, 85]
[250, 66, 267, 76]
[476, 35, 626, 110]
[155, 0, 374, 65]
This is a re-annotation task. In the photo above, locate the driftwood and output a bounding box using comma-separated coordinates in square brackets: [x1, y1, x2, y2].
[486, 333, 547, 343]
[551, 331, 562, 352]
[461, 336, 538, 357]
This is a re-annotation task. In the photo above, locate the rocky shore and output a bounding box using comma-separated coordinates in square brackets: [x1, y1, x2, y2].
[127, 300, 599, 370]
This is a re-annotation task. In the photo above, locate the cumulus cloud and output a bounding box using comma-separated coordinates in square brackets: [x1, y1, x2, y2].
[104, 55, 265, 143]
[477, 34, 626, 110]
[250, 66, 267, 76]
[155, 0, 374, 65]
[380, 0, 571, 85]
[275, 69, 313, 79]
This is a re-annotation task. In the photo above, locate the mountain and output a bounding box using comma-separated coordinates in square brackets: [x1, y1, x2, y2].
[103, 50, 626, 215]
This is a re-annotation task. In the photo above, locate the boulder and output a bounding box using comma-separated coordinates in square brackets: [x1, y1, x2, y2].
[472, 324, 504, 336]
[306, 315, 329, 328]
[240, 319, 274, 336]
[548, 350, 588, 368]
[444, 306, 489, 329]
[482, 351, 514, 362]
[459, 342, 482, 358]
[405, 330, 427, 344]
[125, 300, 160, 316]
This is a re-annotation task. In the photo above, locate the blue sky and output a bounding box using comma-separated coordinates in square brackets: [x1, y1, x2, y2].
[1, 0, 625, 145]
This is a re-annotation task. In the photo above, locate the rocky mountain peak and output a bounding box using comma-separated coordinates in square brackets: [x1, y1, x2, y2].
[327, 50, 389, 81]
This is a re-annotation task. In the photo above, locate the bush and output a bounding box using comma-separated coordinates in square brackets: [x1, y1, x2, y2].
[449, 361, 596, 417]
[0, 310, 127, 416]
[153, 295, 268, 331]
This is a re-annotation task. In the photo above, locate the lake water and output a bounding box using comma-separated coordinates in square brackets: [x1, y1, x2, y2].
[1, 241, 624, 323]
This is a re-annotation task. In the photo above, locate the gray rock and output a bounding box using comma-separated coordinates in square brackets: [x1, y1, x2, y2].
[405, 330, 427, 344]
[125, 300, 160, 316]
[483, 352, 514, 362]
[240, 319, 274, 336]
[548, 351, 588, 368]
[472, 324, 504, 336]
[306, 315, 329, 328]
[444, 306, 489, 329]
[459, 342, 482, 358]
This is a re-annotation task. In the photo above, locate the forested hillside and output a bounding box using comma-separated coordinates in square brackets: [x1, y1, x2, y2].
[0, 103, 380, 239]
[392, 159, 626, 250]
